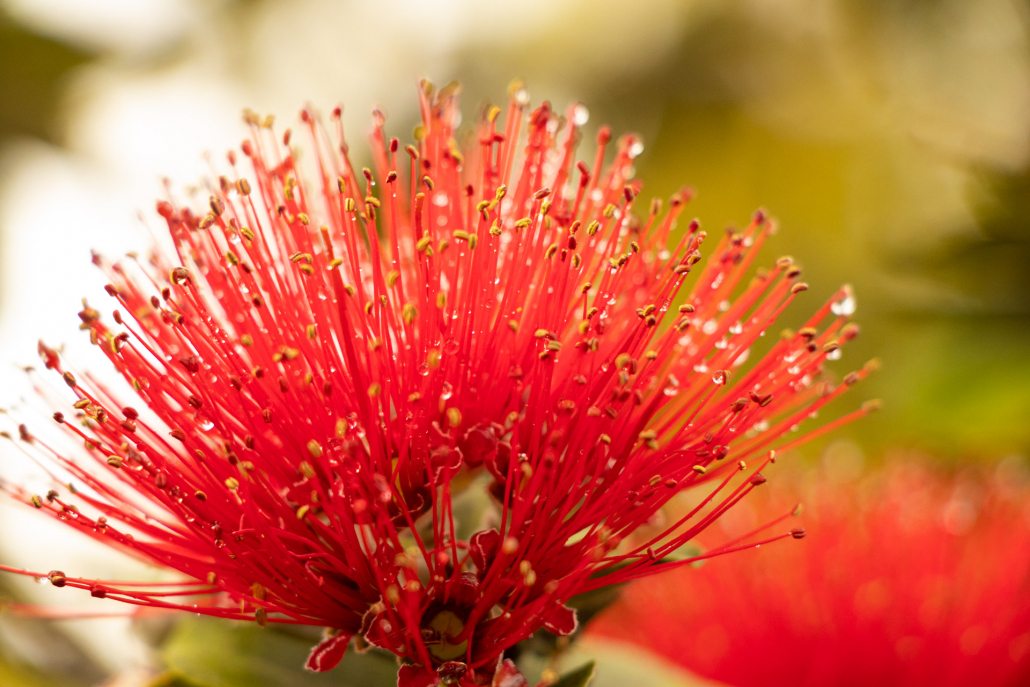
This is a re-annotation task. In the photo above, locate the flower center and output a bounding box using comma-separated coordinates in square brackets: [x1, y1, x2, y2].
[428, 609, 469, 661]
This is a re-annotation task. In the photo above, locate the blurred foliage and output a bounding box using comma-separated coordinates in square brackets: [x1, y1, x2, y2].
[629, 101, 1030, 459]
[0, 11, 92, 144]
[160, 618, 398, 687]
[0, 13, 104, 686]
[157, 618, 623, 687]
[551, 661, 595, 687]
[518, 636, 716, 687]
[0, 581, 105, 687]
[0, 662, 59, 687]
[0, 658, 80, 687]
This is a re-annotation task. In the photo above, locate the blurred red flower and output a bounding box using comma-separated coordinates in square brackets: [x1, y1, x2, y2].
[2, 82, 872, 686]
[590, 459, 1030, 687]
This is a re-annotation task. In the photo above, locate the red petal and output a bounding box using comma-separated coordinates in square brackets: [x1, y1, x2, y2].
[304, 630, 352, 672]
[459, 423, 501, 467]
[398, 664, 440, 687]
[492, 658, 528, 687]
[365, 611, 404, 651]
[542, 604, 578, 636]
[430, 446, 464, 480]
[485, 442, 512, 482]
[447, 572, 480, 608]
[470, 528, 500, 574]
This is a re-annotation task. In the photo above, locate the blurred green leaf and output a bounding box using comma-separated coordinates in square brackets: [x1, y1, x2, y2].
[0, 583, 105, 686]
[566, 585, 623, 629]
[519, 635, 720, 687]
[147, 673, 205, 687]
[0, 658, 83, 687]
[565, 545, 706, 632]
[451, 474, 495, 542]
[552, 661, 595, 687]
[0, 12, 93, 143]
[162, 618, 397, 687]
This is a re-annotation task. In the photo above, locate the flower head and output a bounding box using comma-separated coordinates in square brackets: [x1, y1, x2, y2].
[1, 81, 873, 685]
[590, 459, 1030, 687]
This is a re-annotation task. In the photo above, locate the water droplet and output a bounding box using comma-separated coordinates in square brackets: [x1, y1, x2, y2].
[712, 370, 727, 385]
[826, 349, 842, 361]
[831, 295, 856, 316]
[664, 374, 680, 396]
[732, 347, 751, 366]
[418, 363, 430, 377]
[703, 320, 718, 335]
[444, 338, 459, 355]
[573, 104, 590, 126]
[628, 140, 644, 158]
[440, 382, 453, 400]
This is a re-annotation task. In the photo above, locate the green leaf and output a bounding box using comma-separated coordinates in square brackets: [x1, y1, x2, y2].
[517, 636, 721, 687]
[147, 673, 205, 687]
[551, 661, 595, 687]
[161, 617, 398, 687]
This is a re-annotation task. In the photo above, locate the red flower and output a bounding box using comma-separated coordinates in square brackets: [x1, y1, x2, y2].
[589, 460, 1030, 687]
[1, 82, 873, 685]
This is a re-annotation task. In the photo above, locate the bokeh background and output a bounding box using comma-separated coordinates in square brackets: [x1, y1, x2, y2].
[0, 0, 1029, 685]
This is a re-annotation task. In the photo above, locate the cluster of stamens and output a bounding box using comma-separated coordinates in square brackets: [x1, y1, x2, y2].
[0, 81, 875, 685]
